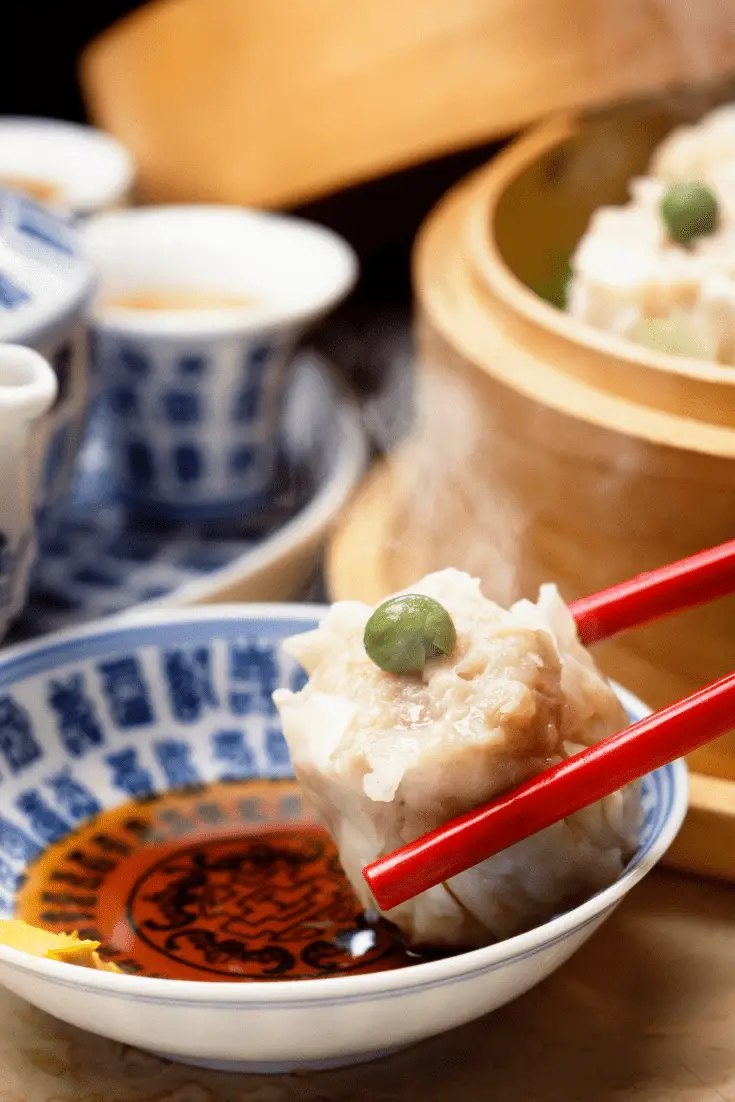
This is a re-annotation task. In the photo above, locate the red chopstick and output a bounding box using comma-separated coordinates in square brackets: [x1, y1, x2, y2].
[364, 671, 735, 911]
[569, 539, 735, 645]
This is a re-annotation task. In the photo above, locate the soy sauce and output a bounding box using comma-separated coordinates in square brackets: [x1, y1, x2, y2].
[16, 780, 421, 981]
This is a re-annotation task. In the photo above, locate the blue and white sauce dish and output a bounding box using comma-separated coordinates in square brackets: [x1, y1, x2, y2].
[0, 188, 96, 529]
[0, 345, 57, 639]
[0, 606, 687, 1074]
[82, 206, 358, 522]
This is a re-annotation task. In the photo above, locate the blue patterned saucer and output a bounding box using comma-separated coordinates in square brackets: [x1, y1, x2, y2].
[10, 354, 366, 640]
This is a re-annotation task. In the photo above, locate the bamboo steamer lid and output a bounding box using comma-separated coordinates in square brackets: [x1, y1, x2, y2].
[80, 0, 735, 208]
[328, 81, 735, 781]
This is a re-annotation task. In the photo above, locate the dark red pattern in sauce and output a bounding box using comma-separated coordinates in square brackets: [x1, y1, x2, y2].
[16, 780, 420, 981]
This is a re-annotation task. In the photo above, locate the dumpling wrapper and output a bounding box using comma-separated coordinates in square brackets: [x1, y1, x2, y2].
[274, 569, 642, 949]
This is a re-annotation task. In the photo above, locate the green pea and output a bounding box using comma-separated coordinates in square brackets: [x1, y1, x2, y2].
[363, 594, 457, 675]
[660, 182, 718, 245]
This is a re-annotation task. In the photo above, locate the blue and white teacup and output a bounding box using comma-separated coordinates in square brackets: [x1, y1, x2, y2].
[0, 187, 96, 531]
[82, 206, 358, 522]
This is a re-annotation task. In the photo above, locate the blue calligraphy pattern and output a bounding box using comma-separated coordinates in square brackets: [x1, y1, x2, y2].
[106, 749, 155, 798]
[248, 342, 271, 374]
[173, 445, 203, 484]
[162, 391, 201, 425]
[118, 346, 151, 376]
[0, 273, 31, 309]
[232, 385, 259, 423]
[265, 727, 290, 769]
[163, 648, 218, 722]
[97, 657, 155, 729]
[178, 353, 207, 376]
[0, 696, 41, 773]
[126, 441, 155, 483]
[0, 816, 41, 862]
[229, 691, 250, 717]
[0, 856, 18, 893]
[278, 794, 303, 820]
[239, 796, 266, 822]
[154, 740, 202, 788]
[17, 200, 73, 255]
[229, 642, 278, 716]
[212, 729, 255, 780]
[48, 675, 105, 758]
[15, 790, 71, 844]
[289, 665, 308, 694]
[45, 770, 101, 821]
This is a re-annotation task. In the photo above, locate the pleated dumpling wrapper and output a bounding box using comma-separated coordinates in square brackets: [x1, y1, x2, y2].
[274, 569, 642, 949]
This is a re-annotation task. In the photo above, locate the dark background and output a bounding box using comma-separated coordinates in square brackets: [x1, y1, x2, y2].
[2, 3, 140, 122]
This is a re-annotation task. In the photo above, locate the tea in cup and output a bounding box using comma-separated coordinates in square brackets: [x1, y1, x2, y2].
[100, 291, 259, 312]
[83, 206, 357, 521]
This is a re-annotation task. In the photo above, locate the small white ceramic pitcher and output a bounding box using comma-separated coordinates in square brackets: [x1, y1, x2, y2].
[0, 345, 57, 637]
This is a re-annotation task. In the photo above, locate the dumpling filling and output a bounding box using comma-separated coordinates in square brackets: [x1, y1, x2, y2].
[273, 569, 642, 949]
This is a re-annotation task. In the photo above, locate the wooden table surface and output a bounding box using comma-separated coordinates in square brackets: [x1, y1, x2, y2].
[1, 869, 734, 1102]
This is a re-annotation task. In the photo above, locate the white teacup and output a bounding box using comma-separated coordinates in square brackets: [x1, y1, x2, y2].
[83, 206, 358, 522]
[0, 345, 57, 635]
[0, 117, 135, 221]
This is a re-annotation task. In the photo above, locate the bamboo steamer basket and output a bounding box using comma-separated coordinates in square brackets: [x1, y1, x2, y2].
[80, 0, 735, 209]
[328, 81, 735, 881]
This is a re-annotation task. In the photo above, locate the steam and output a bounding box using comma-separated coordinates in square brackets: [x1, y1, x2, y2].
[385, 336, 525, 606]
[592, 0, 735, 98]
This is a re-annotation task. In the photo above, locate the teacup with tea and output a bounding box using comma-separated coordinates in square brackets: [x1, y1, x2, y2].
[83, 205, 357, 521]
[0, 117, 134, 220]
